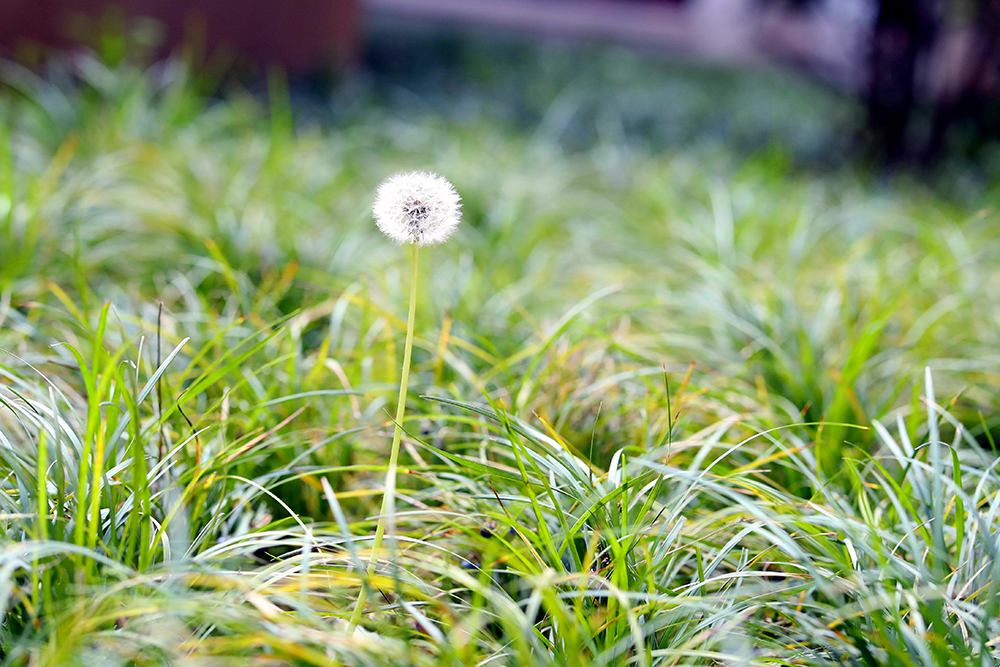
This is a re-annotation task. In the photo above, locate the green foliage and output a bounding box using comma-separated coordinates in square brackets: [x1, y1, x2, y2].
[0, 46, 996, 666]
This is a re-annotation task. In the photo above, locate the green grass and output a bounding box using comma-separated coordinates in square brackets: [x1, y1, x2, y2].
[0, 39, 998, 665]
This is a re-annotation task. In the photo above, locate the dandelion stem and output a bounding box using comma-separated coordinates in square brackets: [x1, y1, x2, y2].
[349, 242, 419, 631]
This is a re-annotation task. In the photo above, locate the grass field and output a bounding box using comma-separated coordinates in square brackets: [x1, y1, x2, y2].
[0, 36, 999, 665]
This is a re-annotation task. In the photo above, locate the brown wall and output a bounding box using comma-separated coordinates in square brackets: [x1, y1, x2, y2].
[0, 0, 359, 71]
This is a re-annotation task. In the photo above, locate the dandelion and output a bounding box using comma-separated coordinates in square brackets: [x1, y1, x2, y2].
[349, 171, 462, 631]
[372, 171, 462, 246]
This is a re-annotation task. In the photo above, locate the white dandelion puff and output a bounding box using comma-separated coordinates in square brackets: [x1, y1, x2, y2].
[372, 171, 462, 246]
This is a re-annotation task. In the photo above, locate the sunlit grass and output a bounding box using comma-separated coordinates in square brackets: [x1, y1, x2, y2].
[0, 47, 998, 665]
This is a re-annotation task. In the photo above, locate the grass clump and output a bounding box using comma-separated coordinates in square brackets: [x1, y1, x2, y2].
[0, 46, 997, 665]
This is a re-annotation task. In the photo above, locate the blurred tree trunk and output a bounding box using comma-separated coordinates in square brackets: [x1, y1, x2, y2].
[867, 0, 938, 163]
[923, 0, 1000, 163]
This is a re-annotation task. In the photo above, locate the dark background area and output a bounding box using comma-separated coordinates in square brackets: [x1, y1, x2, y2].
[4, 0, 1000, 171]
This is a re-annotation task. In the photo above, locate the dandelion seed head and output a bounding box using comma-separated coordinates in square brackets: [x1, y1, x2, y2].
[372, 171, 462, 246]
